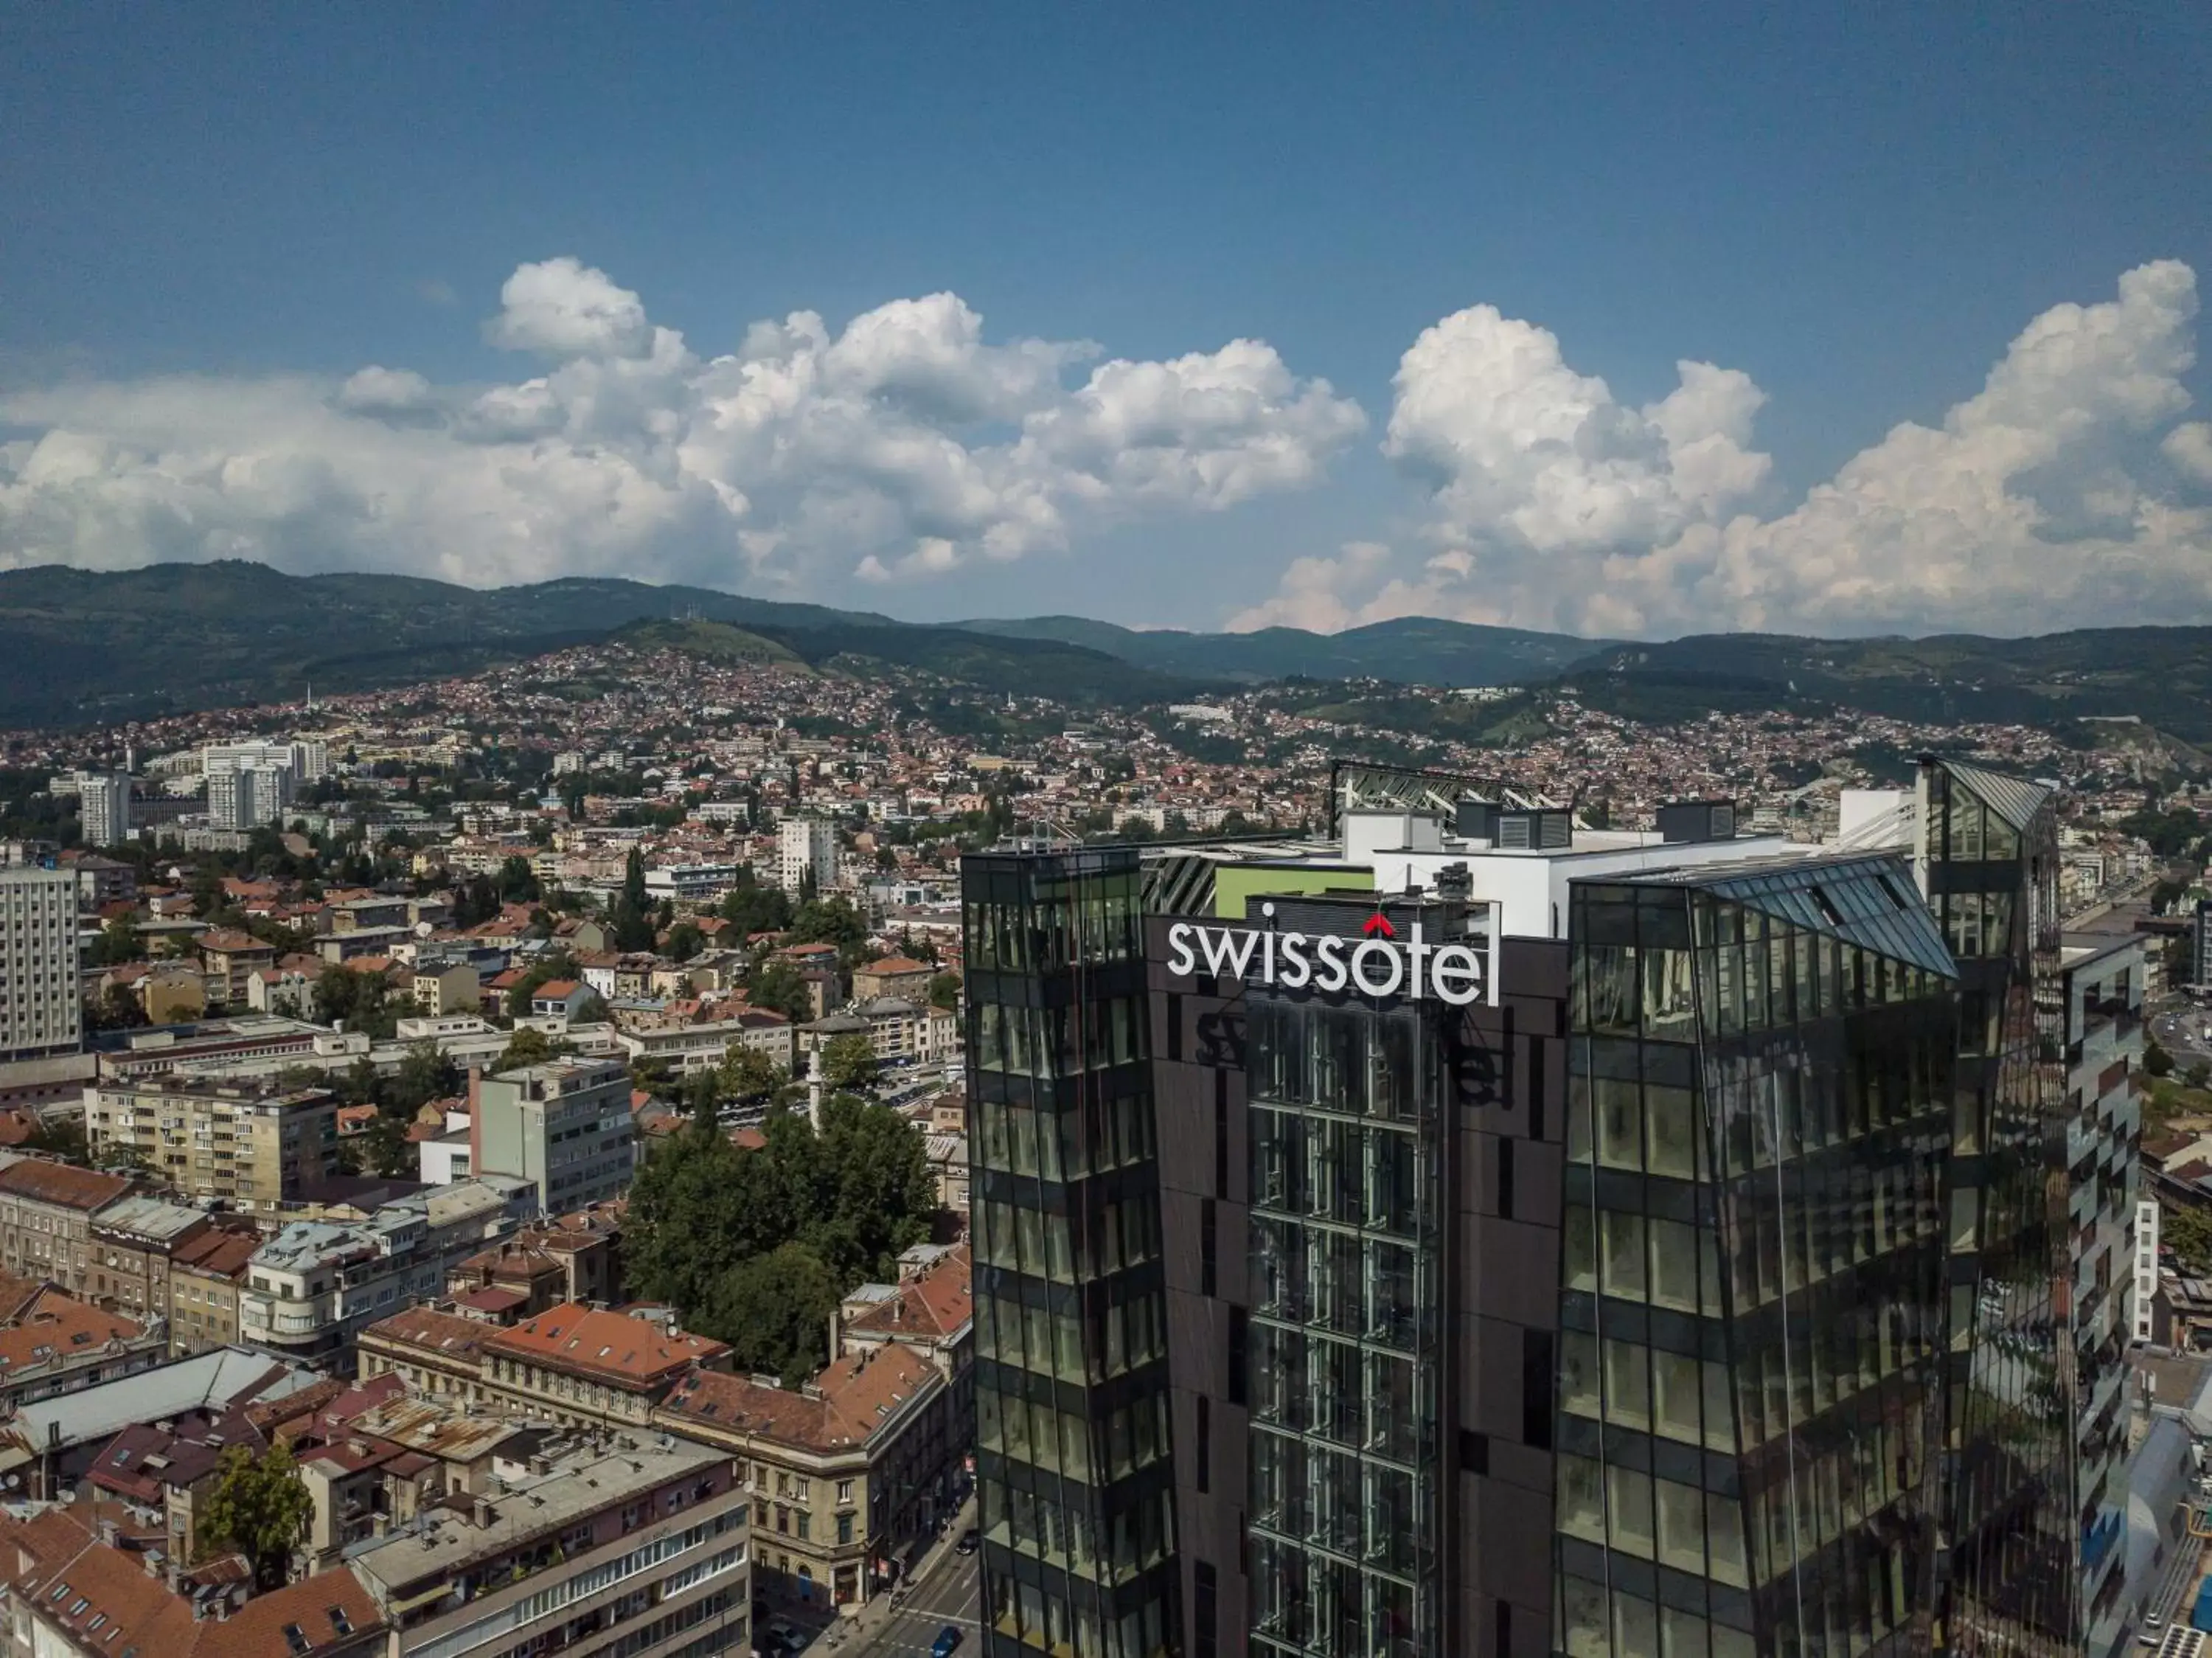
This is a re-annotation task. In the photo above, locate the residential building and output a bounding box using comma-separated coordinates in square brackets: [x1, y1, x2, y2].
[779, 816, 836, 895]
[617, 1011, 795, 1077]
[0, 1342, 327, 1499]
[0, 1159, 135, 1294]
[0, 867, 83, 1060]
[644, 863, 744, 903]
[445, 1204, 625, 1318]
[198, 929, 277, 1007]
[360, 1300, 731, 1427]
[85, 1193, 212, 1322]
[2195, 898, 2212, 988]
[167, 1225, 260, 1356]
[0, 1505, 386, 1658]
[74, 771, 131, 847]
[2136, 1199, 2161, 1345]
[472, 1057, 636, 1213]
[0, 1281, 168, 1409]
[236, 1176, 534, 1363]
[658, 1345, 960, 1609]
[341, 1423, 749, 1658]
[409, 961, 479, 1015]
[85, 1075, 341, 1211]
[852, 956, 936, 1002]
[528, 978, 596, 1019]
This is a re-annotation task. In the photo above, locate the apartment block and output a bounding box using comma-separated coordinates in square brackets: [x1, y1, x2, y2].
[0, 1158, 135, 1294]
[343, 1425, 750, 1658]
[237, 1176, 535, 1362]
[778, 816, 837, 895]
[472, 1058, 637, 1213]
[0, 867, 83, 1060]
[74, 771, 131, 847]
[86, 1075, 341, 1210]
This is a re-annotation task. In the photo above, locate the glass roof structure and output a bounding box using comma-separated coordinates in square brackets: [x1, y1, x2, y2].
[1613, 850, 1958, 979]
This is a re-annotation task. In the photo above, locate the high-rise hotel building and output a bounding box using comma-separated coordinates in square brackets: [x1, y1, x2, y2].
[961, 758, 2142, 1658]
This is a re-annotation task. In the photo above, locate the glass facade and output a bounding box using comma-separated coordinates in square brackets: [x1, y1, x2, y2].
[964, 846, 1180, 1658]
[1919, 760, 2079, 1655]
[1558, 854, 1957, 1658]
[1245, 994, 1444, 1658]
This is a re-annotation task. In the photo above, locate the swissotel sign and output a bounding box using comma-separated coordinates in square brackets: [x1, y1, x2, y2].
[1164, 909, 1499, 1007]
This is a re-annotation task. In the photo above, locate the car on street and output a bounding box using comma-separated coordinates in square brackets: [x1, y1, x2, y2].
[933, 1628, 963, 1658]
[956, 1528, 980, 1556]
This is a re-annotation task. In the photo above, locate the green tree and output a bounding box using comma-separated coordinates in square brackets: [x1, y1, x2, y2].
[2190, 1061, 2212, 1091]
[87, 913, 142, 967]
[718, 1044, 784, 1103]
[745, 959, 814, 1024]
[2146, 1040, 2176, 1079]
[927, 971, 961, 1011]
[2168, 1204, 2212, 1274]
[787, 896, 866, 956]
[698, 1241, 842, 1382]
[390, 1040, 460, 1114]
[198, 1440, 313, 1589]
[819, 1033, 879, 1092]
[609, 850, 656, 952]
[495, 1026, 574, 1072]
[496, 854, 541, 906]
[720, 877, 793, 937]
[665, 922, 704, 962]
[624, 1095, 936, 1377]
[313, 966, 400, 1039]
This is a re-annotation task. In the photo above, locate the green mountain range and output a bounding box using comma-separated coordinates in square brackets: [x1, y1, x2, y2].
[0, 561, 2206, 743]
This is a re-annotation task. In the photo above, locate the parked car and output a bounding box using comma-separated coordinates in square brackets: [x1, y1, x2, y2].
[932, 1628, 963, 1658]
[956, 1528, 981, 1556]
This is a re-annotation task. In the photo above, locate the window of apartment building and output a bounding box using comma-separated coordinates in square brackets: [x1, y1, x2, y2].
[793, 1479, 809, 1501]
[796, 1513, 810, 1541]
[835, 1480, 853, 1505]
[835, 1513, 853, 1545]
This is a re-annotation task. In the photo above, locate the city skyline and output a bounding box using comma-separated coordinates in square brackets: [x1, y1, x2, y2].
[3, 7, 2209, 638]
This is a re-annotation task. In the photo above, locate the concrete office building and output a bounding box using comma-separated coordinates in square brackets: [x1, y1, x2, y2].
[2194, 898, 2212, 988]
[0, 867, 82, 1061]
[961, 757, 2140, 1658]
[779, 815, 838, 895]
[73, 771, 130, 847]
[472, 1056, 637, 1213]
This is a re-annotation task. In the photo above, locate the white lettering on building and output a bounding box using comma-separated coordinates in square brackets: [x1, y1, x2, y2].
[1164, 918, 1498, 1007]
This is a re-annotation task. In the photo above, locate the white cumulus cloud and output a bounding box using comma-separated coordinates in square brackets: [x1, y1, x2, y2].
[1235, 260, 2212, 637]
[0, 260, 1364, 594]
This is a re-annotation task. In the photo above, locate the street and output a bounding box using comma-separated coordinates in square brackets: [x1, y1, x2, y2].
[830, 1533, 980, 1657]
[2152, 998, 2212, 1069]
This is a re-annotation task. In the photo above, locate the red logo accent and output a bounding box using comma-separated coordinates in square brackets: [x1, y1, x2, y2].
[1363, 912, 1396, 939]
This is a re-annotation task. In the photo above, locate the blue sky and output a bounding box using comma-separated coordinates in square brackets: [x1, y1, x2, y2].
[4, 3, 2209, 637]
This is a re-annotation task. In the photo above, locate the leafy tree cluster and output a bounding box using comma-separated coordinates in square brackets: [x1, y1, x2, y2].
[326, 1040, 464, 1177]
[607, 849, 657, 952]
[720, 873, 793, 937]
[313, 965, 403, 1040]
[745, 957, 815, 1024]
[2121, 803, 2212, 861]
[625, 1096, 936, 1384]
[198, 1440, 314, 1589]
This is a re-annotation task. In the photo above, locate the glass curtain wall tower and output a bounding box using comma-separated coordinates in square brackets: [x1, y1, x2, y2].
[1245, 980, 1447, 1657]
[1557, 853, 1957, 1658]
[1916, 759, 2076, 1655]
[964, 844, 1181, 1658]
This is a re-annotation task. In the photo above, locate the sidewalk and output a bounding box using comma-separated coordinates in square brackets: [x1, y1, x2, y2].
[832, 1495, 978, 1650]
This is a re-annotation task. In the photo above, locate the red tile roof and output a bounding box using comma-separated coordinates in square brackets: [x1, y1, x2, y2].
[0, 1159, 132, 1212]
[485, 1303, 727, 1390]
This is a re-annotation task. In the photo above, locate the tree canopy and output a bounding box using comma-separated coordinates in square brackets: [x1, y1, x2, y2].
[819, 1032, 879, 1092]
[198, 1441, 313, 1589]
[624, 1096, 936, 1380]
